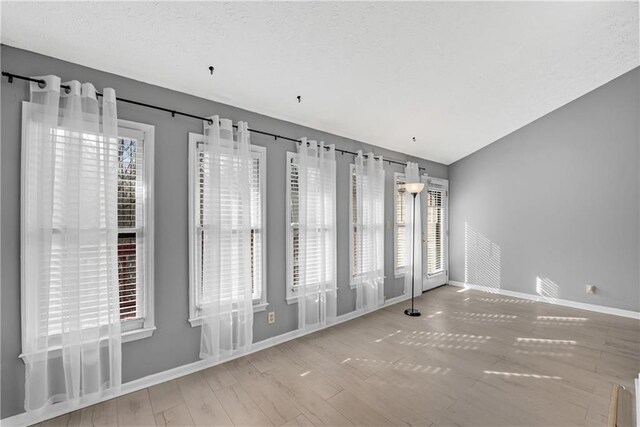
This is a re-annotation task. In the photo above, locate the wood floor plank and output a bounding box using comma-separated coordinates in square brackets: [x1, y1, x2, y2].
[364, 370, 461, 426]
[214, 382, 273, 426]
[91, 399, 118, 426]
[64, 407, 93, 426]
[41, 414, 71, 427]
[154, 403, 195, 426]
[281, 414, 314, 427]
[117, 389, 156, 426]
[265, 369, 353, 426]
[225, 358, 301, 425]
[176, 372, 233, 427]
[326, 390, 394, 426]
[149, 379, 185, 414]
[202, 363, 238, 392]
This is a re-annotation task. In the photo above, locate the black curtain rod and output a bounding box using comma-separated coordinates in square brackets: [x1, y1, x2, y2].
[2, 71, 425, 171]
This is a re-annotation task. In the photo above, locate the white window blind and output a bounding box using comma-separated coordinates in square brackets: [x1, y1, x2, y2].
[117, 133, 146, 323]
[38, 127, 118, 337]
[289, 159, 301, 289]
[287, 154, 335, 297]
[32, 125, 149, 338]
[394, 173, 407, 276]
[193, 142, 264, 310]
[350, 165, 384, 280]
[426, 185, 445, 275]
[351, 170, 358, 276]
[350, 169, 373, 278]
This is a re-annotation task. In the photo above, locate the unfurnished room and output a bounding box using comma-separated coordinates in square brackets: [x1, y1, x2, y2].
[0, 1, 639, 426]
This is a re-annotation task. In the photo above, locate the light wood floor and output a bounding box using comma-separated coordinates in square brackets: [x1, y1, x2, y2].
[38, 285, 639, 426]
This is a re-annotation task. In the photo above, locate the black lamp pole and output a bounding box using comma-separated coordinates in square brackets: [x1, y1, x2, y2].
[404, 192, 421, 317]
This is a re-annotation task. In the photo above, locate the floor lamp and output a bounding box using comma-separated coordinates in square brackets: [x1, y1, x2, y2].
[404, 182, 425, 317]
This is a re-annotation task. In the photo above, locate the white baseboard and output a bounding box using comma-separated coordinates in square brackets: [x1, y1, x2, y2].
[384, 292, 413, 306]
[448, 281, 640, 319]
[1, 292, 412, 426]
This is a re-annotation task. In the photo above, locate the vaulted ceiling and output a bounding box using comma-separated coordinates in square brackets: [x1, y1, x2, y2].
[2, 1, 638, 164]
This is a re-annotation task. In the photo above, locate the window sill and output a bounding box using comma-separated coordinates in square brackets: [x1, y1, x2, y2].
[349, 275, 387, 290]
[253, 302, 269, 313]
[286, 286, 339, 304]
[189, 302, 269, 327]
[18, 326, 156, 363]
[188, 317, 205, 327]
[427, 271, 446, 278]
[122, 326, 156, 343]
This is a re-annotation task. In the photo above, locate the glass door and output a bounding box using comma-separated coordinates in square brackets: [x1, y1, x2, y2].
[423, 177, 449, 291]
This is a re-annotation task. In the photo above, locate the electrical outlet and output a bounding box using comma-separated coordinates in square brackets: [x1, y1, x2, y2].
[586, 284, 596, 294]
[268, 311, 275, 324]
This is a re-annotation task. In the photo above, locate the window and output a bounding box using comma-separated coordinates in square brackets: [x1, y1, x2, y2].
[426, 180, 447, 276]
[286, 152, 336, 303]
[188, 133, 267, 325]
[394, 173, 407, 277]
[349, 164, 385, 286]
[116, 120, 155, 339]
[20, 114, 155, 351]
[351, 168, 357, 277]
[350, 165, 365, 283]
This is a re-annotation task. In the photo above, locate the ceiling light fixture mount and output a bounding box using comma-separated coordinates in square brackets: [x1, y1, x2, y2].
[297, 95, 302, 103]
[412, 137, 416, 142]
[209, 66, 214, 75]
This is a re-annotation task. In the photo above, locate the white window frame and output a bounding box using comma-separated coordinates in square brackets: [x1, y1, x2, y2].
[394, 172, 407, 278]
[187, 133, 268, 327]
[19, 114, 156, 361]
[117, 120, 156, 341]
[285, 152, 337, 303]
[285, 151, 297, 303]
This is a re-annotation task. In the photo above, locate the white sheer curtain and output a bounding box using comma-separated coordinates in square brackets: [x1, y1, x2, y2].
[403, 162, 423, 297]
[200, 116, 253, 361]
[296, 139, 337, 331]
[22, 76, 121, 413]
[354, 151, 385, 311]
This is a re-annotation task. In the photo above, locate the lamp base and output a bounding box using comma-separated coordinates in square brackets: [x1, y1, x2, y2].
[404, 308, 421, 317]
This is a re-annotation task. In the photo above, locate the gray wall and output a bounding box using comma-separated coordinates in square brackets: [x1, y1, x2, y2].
[449, 67, 639, 312]
[0, 45, 447, 418]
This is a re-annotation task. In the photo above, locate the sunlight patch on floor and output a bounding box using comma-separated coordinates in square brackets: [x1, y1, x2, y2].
[484, 370, 563, 380]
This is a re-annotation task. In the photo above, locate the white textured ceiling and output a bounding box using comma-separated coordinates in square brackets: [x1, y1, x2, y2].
[2, 1, 638, 164]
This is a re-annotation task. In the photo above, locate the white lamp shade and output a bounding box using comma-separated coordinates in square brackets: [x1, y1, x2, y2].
[404, 182, 425, 194]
